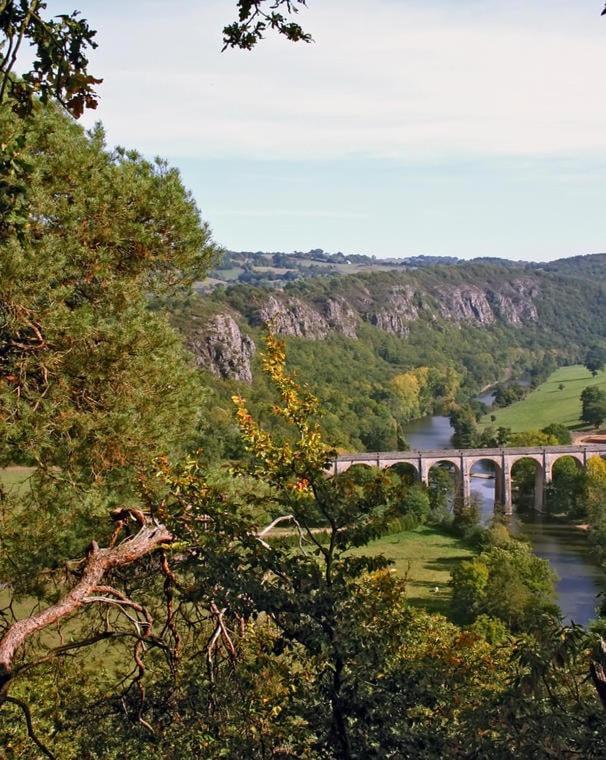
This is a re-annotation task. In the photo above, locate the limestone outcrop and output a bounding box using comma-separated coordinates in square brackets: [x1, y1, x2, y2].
[435, 281, 539, 326]
[364, 285, 420, 336]
[188, 313, 256, 382]
[320, 297, 358, 338]
[490, 279, 539, 325]
[254, 295, 328, 338]
[254, 294, 359, 338]
[436, 285, 496, 325]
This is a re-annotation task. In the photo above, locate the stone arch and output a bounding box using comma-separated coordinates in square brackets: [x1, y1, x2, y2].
[550, 452, 585, 470]
[338, 462, 375, 478]
[509, 453, 544, 471]
[468, 457, 503, 513]
[422, 457, 460, 477]
[548, 455, 586, 515]
[384, 461, 420, 483]
[331, 460, 355, 476]
[330, 461, 382, 486]
[426, 459, 464, 512]
[465, 455, 502, 475]
[510, 456, 545, 511]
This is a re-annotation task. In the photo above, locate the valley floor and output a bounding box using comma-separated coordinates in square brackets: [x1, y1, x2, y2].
[351, 525, 474, 615]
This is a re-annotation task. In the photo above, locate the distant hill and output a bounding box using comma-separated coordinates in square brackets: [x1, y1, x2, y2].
[539, 253, 606, 281]
[200, 248, 561, 290]
[201, 249, 464, 290]
[175, 254, 606, 456]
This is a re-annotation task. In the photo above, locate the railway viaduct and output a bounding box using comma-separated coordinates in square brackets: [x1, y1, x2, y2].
[332, 444, 606, 515]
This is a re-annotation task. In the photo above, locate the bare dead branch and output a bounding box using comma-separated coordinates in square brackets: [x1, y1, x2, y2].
[0, 515, 172, 700]
[257, 514, 296, 537]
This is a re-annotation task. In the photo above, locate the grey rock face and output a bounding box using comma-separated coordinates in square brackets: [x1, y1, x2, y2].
[364, 285, 420, 336]
[436, 285, 496, 325]
[492, 279, 539, 324]
[321, 297, 358, 338]
[255, 295, 359, 339]
[255, 295, 329, 338]
[186, 277, 541, 381]
[188, 313, 256, 382]
[436, 280, 539, 326]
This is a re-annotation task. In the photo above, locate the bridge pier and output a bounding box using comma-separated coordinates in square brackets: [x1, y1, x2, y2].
[494, 466, 512, 515]
[494, 468, 503, 507]
[534, 467, 545, 511]
[420, 458, 430, 487]
[501, 455, 513, 516]
[456, 469, 472, 512]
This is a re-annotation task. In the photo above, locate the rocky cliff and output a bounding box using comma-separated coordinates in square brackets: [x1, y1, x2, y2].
[187, 313, 255, 382]
[252, 294, 358, 339]
[185, 270, 543, 380]
[247, 279, 539, 339]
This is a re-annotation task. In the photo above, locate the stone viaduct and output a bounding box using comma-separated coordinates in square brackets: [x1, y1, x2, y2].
[332, 444, 606, 515]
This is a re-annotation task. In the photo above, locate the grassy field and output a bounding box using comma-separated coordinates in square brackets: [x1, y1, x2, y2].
[481, 365, 606, 433]
[351, 525, 474, 614]
[0, 466, 34, 494]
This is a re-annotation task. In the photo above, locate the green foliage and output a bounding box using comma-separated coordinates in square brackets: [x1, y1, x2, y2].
[0, 100, 219, 586]
[0, 1, 102, 245]
[493, 381, 527, 408]
[450, 404, 479, 448]
[3, 330, 606, 758]
[547, 457, 587, 518]
[451, 528, 558, 632]
[581, 385, 606, 428]
[585, 344, 606, 377]
[0, 1, 100, 118]
[541, 422, 573, 444]
[468, 613, 510, 644]
[399, 483, 431, 522]
[586, 456, 606, 567]
[428, 465, 454, 518]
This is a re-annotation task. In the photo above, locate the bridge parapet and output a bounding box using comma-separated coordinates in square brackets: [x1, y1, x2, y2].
[332, 444, 606, 514]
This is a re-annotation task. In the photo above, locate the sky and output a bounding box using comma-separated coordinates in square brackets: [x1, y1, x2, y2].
[45, 0, 606, 261]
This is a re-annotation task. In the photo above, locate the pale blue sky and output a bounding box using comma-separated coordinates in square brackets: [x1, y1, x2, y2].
[46, 0, 606, 260]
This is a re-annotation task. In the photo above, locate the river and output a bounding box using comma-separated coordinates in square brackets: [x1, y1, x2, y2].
[403, 414, 606, 625]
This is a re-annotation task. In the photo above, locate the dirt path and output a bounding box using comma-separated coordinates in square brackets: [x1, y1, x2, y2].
[571, 429, 606, 444]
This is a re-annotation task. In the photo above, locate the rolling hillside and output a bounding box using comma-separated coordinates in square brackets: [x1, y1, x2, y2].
[173, 256, 606, 456]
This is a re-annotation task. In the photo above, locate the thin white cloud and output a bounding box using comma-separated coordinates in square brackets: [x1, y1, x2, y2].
[69, 0, 606, 161]
[209, 208, 370, 219]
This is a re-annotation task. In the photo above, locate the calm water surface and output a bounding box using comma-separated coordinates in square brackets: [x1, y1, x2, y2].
[403, 414, 605, 625]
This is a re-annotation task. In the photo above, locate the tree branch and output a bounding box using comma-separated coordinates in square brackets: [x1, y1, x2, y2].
[0, 514, 172, 700]
[3, 696, 56, 760]
[590, 637, 606, 712]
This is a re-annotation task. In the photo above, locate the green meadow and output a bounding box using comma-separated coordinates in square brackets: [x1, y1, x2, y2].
[0, 466, 34, 494]
[351, 525, 474, 614]
[482, 364, 606, 433]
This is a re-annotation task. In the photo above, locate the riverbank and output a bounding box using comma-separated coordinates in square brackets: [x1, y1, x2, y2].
[512, 513, 606, 624]
[481, 364, 606, 433]
[403, 410, 606, 625]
